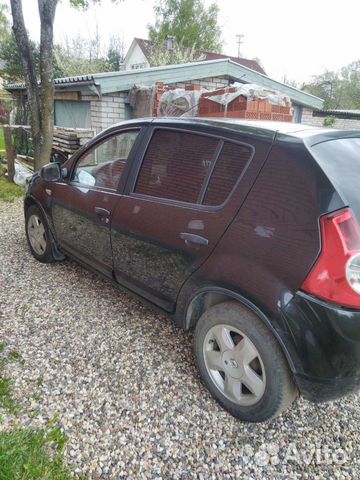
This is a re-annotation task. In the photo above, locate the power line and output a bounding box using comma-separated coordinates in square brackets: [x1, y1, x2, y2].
[236, 34, 244, 58]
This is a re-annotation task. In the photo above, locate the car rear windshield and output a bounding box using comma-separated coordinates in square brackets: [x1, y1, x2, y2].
[311, 137, 360, 221]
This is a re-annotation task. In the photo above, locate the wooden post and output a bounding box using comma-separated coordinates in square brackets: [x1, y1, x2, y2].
[3, 126, 15, 183]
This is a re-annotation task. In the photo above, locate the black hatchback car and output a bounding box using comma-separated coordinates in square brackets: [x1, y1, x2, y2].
[24, 119, 360, 422]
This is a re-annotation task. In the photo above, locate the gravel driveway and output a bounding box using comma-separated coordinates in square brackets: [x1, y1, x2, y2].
[1, 198, 360, 479]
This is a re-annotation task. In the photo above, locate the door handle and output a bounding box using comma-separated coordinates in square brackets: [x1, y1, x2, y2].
[94, 206, 110, 217]
[180, 232, 209, 246]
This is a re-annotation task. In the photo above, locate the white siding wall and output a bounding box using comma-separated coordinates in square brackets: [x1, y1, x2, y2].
[124, 44, 149, 70]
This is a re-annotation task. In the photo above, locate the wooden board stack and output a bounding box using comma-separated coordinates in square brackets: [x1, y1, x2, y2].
[52, 127, 94, 155]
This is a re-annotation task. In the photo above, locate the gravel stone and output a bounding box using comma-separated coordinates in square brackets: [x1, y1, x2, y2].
[1, 198, 360, 479]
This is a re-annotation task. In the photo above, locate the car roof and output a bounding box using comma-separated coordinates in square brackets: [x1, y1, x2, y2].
[154, 117, 320, 135]
[111, 117, 360, 144]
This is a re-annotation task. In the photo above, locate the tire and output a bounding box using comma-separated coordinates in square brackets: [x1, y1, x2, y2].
[194, 301, 297, 422]
[25, 204, 56, 263]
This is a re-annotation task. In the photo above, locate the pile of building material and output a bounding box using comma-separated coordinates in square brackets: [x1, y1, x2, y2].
[52, 127, 94, 155]
[158, 85, 205, 117]
[129, 82, 293, 122]
[197, 84, 293, 121]
[128, 83, 204, 117]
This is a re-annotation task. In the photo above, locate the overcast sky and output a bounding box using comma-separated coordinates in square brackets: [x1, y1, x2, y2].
[6, 0, 360, 83]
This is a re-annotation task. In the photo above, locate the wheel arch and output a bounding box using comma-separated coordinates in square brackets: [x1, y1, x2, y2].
[24, 195, 39, 214]
[24, 194, 65, 261]
[184, 286, 295, 372]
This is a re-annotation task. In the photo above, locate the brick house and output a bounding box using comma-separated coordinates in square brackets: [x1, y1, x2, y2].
[5, 58, 323, 133]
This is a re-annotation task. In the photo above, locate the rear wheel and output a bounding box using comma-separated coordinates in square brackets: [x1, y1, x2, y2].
[194, 301, 297, 422]
[25, 205, 55, 263]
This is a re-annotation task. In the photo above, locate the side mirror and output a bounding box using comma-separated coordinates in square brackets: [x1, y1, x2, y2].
[40, 162, 62, 182]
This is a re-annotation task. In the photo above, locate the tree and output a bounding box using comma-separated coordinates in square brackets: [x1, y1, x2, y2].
[54, 33, 125, 76]
[10, 0, 59, 171]
[148, 39, 205, 67]
[8, 0, 122, 171]
[0, 2, 9, 43]
[148, 0, 223, 53]
[303, 61, 360, 110]
[0, 33, 40, 81]
[106, 35, 125, 71]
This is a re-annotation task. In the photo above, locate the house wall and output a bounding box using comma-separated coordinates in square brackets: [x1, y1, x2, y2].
[83, 76, 230, 132]
[301, 107, 360, 129]
[171, 76, 229, 90]
[82, 93, 127, 133]
[124, 43, 149, 70]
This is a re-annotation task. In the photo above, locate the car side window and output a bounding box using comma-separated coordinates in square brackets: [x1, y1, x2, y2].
[73, 130, 139, 190]
[203, 142, 253, 206]
[134, 129, 219, 204]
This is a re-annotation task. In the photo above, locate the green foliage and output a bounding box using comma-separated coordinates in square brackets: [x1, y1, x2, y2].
[0, 2, 124, 81]
[304, 60, 360, 110]
[323, 115, 337, 127]
[0, 32, 41, 81]
[0, 344, 78, 480]
[69, 0, 122, 8]
[0, 344, 22, 414]
[106, 35, 125, 71]
[53, 33, 125, 77]
[0, 423, 74, 480]
[0, 3, 9, 43]
[0, 127, 4, 152]
[148, 0, 223, 52]
[0, 163, 24, 202]
[148, 38, 205, 66]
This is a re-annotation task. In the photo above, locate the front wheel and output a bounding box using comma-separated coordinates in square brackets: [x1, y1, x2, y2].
[194, 301, 297, 422]
[25, 204, 56, 263]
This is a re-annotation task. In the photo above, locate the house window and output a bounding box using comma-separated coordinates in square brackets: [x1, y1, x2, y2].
[131, 62, 148, 69]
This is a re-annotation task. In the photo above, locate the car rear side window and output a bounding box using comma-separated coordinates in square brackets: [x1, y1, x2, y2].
[203, 142, 253, 206]
[311, 137, 360, 221]
[134, 129, 219, 204]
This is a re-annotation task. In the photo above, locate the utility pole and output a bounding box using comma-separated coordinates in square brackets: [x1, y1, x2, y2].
[236, 34, 244, 58]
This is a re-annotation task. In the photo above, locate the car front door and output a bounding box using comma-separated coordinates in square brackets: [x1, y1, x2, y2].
[111, 126, 271, 311]
[51, 127, 142, 277]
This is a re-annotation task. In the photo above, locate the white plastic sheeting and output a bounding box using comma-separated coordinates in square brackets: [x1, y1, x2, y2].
[127, 85, 156, 118]
[157, 88, 206, 117]
[224, 83, 291, 107]
[127, 82, 292, 119]
[13, 161, 33, 186]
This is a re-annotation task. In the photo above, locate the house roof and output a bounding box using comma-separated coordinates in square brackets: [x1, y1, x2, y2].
[133, 37, 266, 74]
[135, 37, 155, 59]
[196, 51, 265, 74]
[313, 109, 360, 119]
[5, 58, 324, 109]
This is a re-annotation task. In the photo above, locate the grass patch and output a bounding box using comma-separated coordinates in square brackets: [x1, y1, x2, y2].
[0, 127, 5, 153]
[0, 344, 79, 480]
[0, 345, 21, 415]
[0, 164, 24, 203]
[0, 421, 74, 480]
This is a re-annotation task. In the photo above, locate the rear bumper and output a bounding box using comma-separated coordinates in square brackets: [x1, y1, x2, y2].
[280, 291, 360, 402]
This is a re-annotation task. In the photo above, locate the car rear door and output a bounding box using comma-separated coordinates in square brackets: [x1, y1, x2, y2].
[110, 124, 274, 311]
[51, 126, 144, 277]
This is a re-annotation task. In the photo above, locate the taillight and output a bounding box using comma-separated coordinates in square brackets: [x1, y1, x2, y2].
[301, 208, 360, 309]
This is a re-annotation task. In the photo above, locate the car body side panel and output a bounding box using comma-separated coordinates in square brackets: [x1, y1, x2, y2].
[176, 138, 346, 376]
[111, 125, 275, 312]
